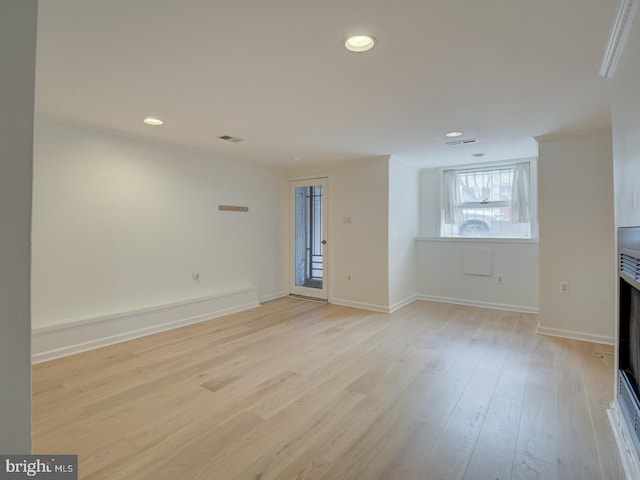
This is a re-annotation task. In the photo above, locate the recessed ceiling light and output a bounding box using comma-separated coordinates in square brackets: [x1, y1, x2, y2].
[290, 156, 304, 161]
[445, 131, 464, 138]
[143, 117, 164, 126]
[344, 35, 376, 52]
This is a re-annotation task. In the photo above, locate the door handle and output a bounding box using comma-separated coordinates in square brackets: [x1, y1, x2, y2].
[321, 240, 327, 245]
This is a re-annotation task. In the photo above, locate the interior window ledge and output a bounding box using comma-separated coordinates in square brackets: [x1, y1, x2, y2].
[415, 236, 539, 245]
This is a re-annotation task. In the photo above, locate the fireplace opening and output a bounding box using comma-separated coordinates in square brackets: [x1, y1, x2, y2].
[618, 227, 640, 454]
[620, 278, 640, 392]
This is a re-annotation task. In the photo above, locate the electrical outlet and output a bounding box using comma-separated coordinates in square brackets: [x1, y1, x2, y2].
[192, 271, 200, 281]
[560, 281, 569, 294]
[348, 273, 352, 282]
[497, 274, 503, 284]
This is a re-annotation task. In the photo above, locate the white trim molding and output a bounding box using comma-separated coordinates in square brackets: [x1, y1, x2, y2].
[330, 297, 391, 313]
[536, 324, 615, 345]
[416, 294, 539, 314]
[328, 296, 416, 314]
[600, 0, 638, 78]
[32, 287, 260, 363]
[389, 295, 418, 313]
[260, 291, 288, 303]
[609, 400, 640, 479]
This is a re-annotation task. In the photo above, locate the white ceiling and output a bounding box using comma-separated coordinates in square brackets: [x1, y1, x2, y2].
[35, 0, 619, 169]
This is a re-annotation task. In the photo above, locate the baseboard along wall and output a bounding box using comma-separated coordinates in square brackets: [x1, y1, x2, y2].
[536, 324, 615, 346]
[32, 287, 261, 363]
[415, 294, 539, 315]
[33, 287, 610, 364]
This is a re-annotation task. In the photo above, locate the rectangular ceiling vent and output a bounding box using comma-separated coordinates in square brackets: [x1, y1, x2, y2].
[446, 138, 479, 146]
[219, 135, 243, 143]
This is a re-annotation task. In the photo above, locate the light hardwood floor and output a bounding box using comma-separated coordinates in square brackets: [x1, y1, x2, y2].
[32, 298, 625, 479]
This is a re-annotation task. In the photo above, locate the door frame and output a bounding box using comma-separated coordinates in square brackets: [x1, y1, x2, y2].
[289, 177, 329, 300]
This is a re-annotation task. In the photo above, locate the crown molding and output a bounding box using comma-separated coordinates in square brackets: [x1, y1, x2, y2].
[600, 0, 638, 78]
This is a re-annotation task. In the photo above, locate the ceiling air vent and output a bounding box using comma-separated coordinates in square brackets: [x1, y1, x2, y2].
[446, 138, 479, 146]
[218, 135, 243, 143]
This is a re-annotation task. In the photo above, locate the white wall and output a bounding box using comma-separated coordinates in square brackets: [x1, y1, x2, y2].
[0, 0, 37, 453]
[537, 129, 615, 344]
[289, 156, 390, 311]
[416, 239, 539, 312]
[388, 158, 418, 310]
[612, 20, 640, 229]
[329, 157, 390, 310]
[32, 118, 287, 329]
[419, 167, 440, 237]
[416, 166, 539, 313]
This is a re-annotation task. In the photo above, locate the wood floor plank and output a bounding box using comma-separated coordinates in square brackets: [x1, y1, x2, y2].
[308, 364, 439, 464]
[192, 388, 365, 480]
[90, 410, 266, 479]
[314, 367, 441, 480]
[422, 363, 501, 479]
[463, 394, 522, 480]
[515, 352, 557, 466]
[270, 451, 331, 480]
[511, 452, 560, 480]
[32, 299, 624, 479]
[554, 339, 605, 480]
[372, 420, 442, 480]
[576, 342, 625, 480]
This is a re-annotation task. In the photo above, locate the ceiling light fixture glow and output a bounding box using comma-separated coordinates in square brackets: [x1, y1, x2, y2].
[344, 35, 376, 52]
[143, 117, 164, 126]
[445, 131, 464, 138]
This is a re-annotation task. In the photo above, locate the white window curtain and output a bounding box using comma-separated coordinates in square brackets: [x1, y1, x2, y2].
[511, 162, 530, 223]
[442, 170, 462, 224]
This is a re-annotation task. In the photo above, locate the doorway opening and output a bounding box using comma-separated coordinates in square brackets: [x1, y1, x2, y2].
[290, 178, 328, 300]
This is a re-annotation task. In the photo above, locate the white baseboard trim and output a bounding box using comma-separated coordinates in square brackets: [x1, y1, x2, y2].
[535, 324, 614, 345]
[415, 294, 539, 314]
[389, 295, 418, 313]
[330, 297, 391, 313]
[32, 287, 260, 363]
[608, 400, 640, 479]
[259, 291, 288, 303]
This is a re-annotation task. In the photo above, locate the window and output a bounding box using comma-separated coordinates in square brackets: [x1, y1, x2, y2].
[441, 161, 532, 238]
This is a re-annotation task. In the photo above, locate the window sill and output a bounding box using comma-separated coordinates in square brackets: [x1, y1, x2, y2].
[415, 236, 538, 245]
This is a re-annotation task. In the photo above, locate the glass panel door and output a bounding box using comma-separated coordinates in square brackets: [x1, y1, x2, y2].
[290, 178, 328, 300]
